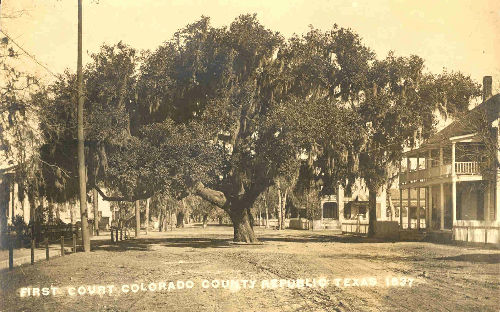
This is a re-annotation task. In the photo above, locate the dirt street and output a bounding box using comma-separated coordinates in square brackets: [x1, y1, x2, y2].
[1, 226, 499, 311]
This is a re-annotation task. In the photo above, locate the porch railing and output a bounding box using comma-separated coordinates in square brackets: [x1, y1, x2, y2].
[455, 161, 480, 174]
[400, 161, 480, 184]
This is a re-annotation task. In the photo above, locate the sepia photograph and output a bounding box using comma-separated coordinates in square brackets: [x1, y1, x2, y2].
[0, 0, 499, 311]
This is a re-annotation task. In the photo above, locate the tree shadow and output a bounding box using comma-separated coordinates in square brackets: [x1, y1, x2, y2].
[90, 237, 233, 251]
[258, 234, 391, 244]
[435, 253, 500, 264]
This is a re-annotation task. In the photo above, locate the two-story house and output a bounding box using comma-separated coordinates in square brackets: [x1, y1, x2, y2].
[399, 76, 499, 244]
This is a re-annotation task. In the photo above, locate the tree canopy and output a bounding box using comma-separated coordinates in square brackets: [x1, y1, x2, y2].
[29, 14, 482, 242]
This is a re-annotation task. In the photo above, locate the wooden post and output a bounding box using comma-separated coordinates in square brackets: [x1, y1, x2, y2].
[115, 228, 118, 242]
[72, 232, 77, 253]
[45, 237, 49, 260]
[120, 228, 123, 241]
[60, 236, 65, 256]
[110, 229, 114, 243]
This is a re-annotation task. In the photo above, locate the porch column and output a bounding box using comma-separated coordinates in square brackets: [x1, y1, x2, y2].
[451, 142, 457, 225]
[425, 187, 429, 229]
[399, 162, 403, 229]
[439, 146, 443, 176]
[407, 188, 411, 229]
[497, 115, 500, 221]
[428, 186, 433, 230]
[452, 180, 457, 225]
[399, 188, 403, 229]
[337, 185, 344, 225]
[416, 154, 420, 230]
[440, 183, 444, 230]
[407, 157, 411, 229]
[428, 150, 433, 230]
[417, 187, 421, 230]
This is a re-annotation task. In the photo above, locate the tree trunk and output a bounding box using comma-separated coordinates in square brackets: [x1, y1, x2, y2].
[55, 203, 60, 221]
[202, 214, 208, 228]
[93, 188, 99, 235]
[368, 188, 377, 237]
[193, 181, 262, 242]
[230, 205, 258, 243]
[277, 183, 282, 230]
[387, 186, 396, 221]
[0, 179, 10, 249]
[135, 200, 140, 237]
[264, 195, 269, 229]
[158, 209, 164, 232]
[27, 190, 37, 247]
[258, 205, 261, 226]
[145, 198, 150, 235]
[176, 211, 185, 228]
[48, 202, 54, 223]
[163, 212, 168, 231]
[281, 190, 288, 230]
[169, 210, 173, 231]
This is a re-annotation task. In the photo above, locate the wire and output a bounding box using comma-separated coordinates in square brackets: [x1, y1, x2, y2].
[0, 29, 61, 79]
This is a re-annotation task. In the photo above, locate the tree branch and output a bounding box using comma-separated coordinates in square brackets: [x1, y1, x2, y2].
[193, 182, 228, 211]
[93, 185, 153, 202]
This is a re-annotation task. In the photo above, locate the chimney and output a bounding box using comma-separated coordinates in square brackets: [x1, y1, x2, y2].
[482, 76, 492, 102]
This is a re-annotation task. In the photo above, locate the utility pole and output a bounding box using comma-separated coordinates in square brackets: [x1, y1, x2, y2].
[77, 0, 90, 252]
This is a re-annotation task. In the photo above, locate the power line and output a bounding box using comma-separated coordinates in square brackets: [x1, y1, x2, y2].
[0, 29, 60, 79]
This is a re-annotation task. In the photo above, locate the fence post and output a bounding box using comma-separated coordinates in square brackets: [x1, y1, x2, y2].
[115, 228, 118, 242]
[61, 236, 65, 256]
[45, 237, 49, 261]
[9, 239, 14, 270]
[120, 228, 123, 241]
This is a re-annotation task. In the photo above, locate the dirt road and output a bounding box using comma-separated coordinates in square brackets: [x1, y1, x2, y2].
[1, 226, 499, 311]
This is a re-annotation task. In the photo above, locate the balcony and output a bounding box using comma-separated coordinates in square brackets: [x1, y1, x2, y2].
[455, 161, 480, 174]
[400, 161, 480, 186]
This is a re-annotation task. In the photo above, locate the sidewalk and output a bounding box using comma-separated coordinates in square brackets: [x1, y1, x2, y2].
[0, 232, 112, 270]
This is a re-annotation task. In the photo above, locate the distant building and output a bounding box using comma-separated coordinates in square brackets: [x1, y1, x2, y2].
[319, 178, 388, 231]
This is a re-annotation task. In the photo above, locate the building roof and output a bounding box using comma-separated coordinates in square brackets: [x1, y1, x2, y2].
[404, 94, 499, 157]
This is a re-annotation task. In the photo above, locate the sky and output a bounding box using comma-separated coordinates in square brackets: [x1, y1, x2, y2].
[1, 0, 499, 92]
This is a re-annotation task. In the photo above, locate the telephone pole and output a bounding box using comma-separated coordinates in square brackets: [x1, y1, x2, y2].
[77, 0, 90, 252]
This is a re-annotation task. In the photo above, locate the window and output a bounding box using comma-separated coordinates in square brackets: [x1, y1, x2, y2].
[323, 202, 338, 219]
